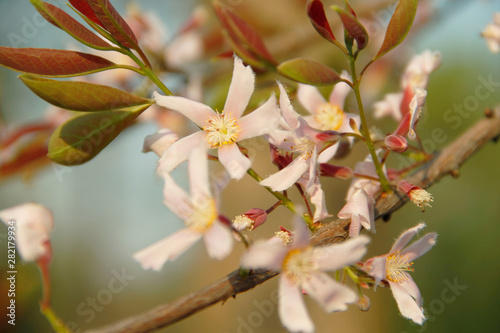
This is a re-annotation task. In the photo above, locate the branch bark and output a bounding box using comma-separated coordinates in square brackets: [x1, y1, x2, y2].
[86, 109, 500, 333]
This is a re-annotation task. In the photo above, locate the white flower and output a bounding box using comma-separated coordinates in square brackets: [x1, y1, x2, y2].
[142, 128, 179, 157]
[481, 13, 500, 53]
[242, 220, 370, 333]
[0, 203, 53, 262]
[154, 56, 280, 180]
[362, 223, 437, 325]
[133, 146, 233, 271]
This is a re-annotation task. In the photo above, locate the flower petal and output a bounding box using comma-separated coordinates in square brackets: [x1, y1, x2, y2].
[188, 144, 210, 199]
[224, 56, 255, 119]
[203, 221, 233, 260]
[314, 235, 370, 271]
[279, 275, 314, 333]
[317, 144, 339, 163]
[241, 239, 289, 271]
[259, 157, 309, 191]
[302, 272, 356, 312]
[154, 91, 214, 128]
[400, 275, 423, 307]
[369, 256, 387, 285]
[328, 72, 351, 108]
[292, 217, 311, 249]
[143, 128, 179, 157]
[401, 232, 437, 262]
[217, 143, 251, 180]
[390, 223, 426, 254]
[157, 131, 206, 174]
[238, 94, 280, 141]
[133, 228, 202, 271]
[297, 83, 326, 115]
[278, 82, 300, 130]
[389, 281, 426, 325]
[162, 173, 192, 219]
[307, 179, 331, 221]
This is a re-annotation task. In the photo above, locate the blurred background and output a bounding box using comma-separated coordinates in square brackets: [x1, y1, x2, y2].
[1, 0, 499, 332]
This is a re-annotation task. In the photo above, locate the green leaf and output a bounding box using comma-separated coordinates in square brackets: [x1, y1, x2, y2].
[332, 6, 368, 50]
[373, 0, 419, 61]
[48, 106, 147, 165]
[19, 75, 152, 111]
[277, 58, 341, 86]
[0, 47, 116, 77]
[31, 0, 113, 50]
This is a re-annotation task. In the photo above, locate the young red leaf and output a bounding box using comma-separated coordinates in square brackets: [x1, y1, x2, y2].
[344, 0, 357, 17]
[19, 75, 153, 111]
[277, 58, 341, 86]
[0, 47, 116, 77]
[31, 0, 112, 49]
[68, 0, 104, 28]
[332, 6, 368, 50]
[307, 0, 337, 44]
[86, 0, 139, 49]
[373, 0, 419, 61]
[213, 1, 276, 65]
[48, 106, 146, 165]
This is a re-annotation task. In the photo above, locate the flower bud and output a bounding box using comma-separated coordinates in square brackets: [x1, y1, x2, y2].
[315, 130, 340, 142]
[398, 180, 434, 211]
[320, 163, 353, 180]
[357, 295, 371, 312]
[270, 144, 293, 170]
[385, 134, 408, 153]
[232, 208, 267, 231]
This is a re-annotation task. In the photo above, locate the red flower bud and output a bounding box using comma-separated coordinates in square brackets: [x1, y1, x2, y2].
[320, 163, 353, 180]
[385, 134, 408, 153]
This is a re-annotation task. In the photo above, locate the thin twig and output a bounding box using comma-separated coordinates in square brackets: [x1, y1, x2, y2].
[86, 109, 500, 333]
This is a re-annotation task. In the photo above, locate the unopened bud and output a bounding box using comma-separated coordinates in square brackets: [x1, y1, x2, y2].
[143, 129, 178, 157]
[270, 144, 293, 170]
[357, 295, 371, 312]
[398, 180, 434, 211]
[320, 164, 353, 180]
[233, 208, 267, 231]
[385, 134, 408, 153]
[315, 130, 340, 142]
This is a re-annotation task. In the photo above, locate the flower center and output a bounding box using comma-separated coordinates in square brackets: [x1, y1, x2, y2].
[203, 111, 240, 147]
[314, 103, 344, 131]
[409, 188, 434, 211]
[282, 248, 317, 283]
[385, 252, 414, 283]
[185, 196, 217, 233]
[290, 137, 316, 160]
[233, 214, 254, 231]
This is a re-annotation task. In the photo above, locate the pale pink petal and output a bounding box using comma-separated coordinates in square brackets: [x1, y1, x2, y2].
[291, 218, 311, 249]
[400, 275, 423, 307]
[373, 92, 403, 120]
[408, 87, 427, 140]
[188, 144, 210, 199]
[302, 272, 356, 312]
[297, 83, 326, 115]
[401, 232, 437, 262]
[279, 275, 314, 333]
[390, 223, 426, 254]
[224, 56, 255, 119]
[328, 72, 352, 108]
[0, 203, 53, 262]
[203, 221, 233, 260]
[259, 157, 309, 191]
[143, 129, 179, 157]
[133, 228, 202, 271]
[389, 281, 426, 325]
[369, 256, 387, 285]
[238, 94, 280, 141]
[317, 144, 339, 163]
[278, 82, 300, 129]
[314, 235, 370, 271]
[153, 91, 214, 128]
[241, 240, 289, 271]
[307, 179, 330, 221]
[338, 189, 375, 236]
[162, 174, 192, 219]
[157, 131, 206, 174]
[217, 143, 251, 180]
[349, 215, 361, 237]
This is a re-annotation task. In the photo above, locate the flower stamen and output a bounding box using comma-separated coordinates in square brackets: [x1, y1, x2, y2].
[203, 111, 240, 147]
[185, 196, 217, 233]
[314, 103, 345, 131]
[386, 252, 414, 283]
[282, 248, 318, 283]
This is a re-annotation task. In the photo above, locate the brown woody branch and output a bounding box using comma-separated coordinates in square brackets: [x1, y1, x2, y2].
[86, 109, 500, 333]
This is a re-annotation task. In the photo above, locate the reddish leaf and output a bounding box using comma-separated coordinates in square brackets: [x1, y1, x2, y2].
[31, 0, 111, 49]
[48, 106, 146, 165]
[86, 0, 139, 49]
[307, 0, 337, 44]
[277, 58, 341, 86]
[332, 6, 368, 50]
[373, 0, 418, 61]
[0, 47, 116, 77]
[213, 2, 276, 65]
[344, 0, 357, 17]
[68, 0, 104, 28]
[19, 75, 152, 111]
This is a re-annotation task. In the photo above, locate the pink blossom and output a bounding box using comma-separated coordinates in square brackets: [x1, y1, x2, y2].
[133, 146, 233, 271]
[241, 220, 369, 333]
[362, 223, 437, 325]
[482, 13, 500, 53]
[154, 56, 280, 180]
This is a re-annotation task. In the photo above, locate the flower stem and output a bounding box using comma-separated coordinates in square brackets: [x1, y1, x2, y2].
[348, 57, 391, 192]
[40, 305, 72, 333]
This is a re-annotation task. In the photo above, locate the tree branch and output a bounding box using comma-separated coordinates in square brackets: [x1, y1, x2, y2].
[86, 108, 500, 333]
